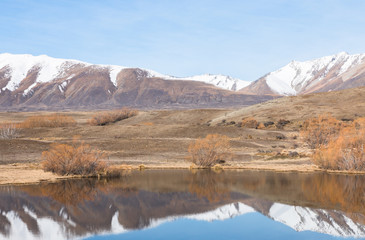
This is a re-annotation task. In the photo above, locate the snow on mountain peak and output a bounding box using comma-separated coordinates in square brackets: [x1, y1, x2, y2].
[0, 53, 88, 91]
[265, 52, 365, 95]
[165, 73, 250, 91]
[0, 53, 249, 92]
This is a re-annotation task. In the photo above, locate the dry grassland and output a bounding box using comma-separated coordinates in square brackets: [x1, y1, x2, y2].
[1, 87, 365, 184]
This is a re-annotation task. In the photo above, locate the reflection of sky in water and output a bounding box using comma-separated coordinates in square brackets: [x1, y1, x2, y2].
[87, 213, 360, 240]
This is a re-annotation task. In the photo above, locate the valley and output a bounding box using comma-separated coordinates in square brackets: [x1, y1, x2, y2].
[1, 86, 365, 184]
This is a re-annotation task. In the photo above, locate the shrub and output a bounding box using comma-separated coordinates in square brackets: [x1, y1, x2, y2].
[275, 134, 286, 140]
[88, 108, 138, 126]
[42, 139, 107, 176]
[300, 114, 343, 149]
[0, 123, 19, 139]
[276, 119, 290, 129]
[188, 134, 231, 168]
[264, 121, 275, 127]
[313, 119, 365, 171]
[241, 117, 259, 129]
[20, 114, 76, 128]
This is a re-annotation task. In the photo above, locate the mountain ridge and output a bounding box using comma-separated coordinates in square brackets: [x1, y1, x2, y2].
[0, 53, 249, 92]
[0, 53, 268, 110]
[2, 52, 365, 110]
[240, 52, 365, 95]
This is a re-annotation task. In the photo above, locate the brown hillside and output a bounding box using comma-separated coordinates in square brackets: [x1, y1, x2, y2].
[0, 67, 274, 110]
[213, 87, 365, 124]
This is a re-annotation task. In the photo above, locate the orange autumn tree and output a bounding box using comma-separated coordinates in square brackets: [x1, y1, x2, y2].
[300, 114, 343, 149]
[313, 118, 365, 171]
[188, 134, 231, 167]
[42, 137, 107, 176]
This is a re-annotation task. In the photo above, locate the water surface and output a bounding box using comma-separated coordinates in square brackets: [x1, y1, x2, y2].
[0, 170, 364, 239]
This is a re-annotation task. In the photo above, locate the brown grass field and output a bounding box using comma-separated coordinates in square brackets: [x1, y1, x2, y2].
[1, 87, 365, 184]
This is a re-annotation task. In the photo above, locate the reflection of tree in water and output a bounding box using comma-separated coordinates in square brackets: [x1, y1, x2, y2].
[21, 179, 99, 206]
[0, 170, 364, 238]
[16, 179, 119, 237]
[301, 174, 365, 223]
[188, 170, 229, 202]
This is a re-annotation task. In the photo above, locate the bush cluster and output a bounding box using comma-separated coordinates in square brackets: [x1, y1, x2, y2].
[188, 134, 231, 168]
[241, 117, 288, 129]
[42, 139, 107, 176]
[241, 117, 260, 129]
[300, 114, 342, 149]
[88, 108, 138, 126]
[276, 119, 291, 129]
[301, 114, 365, 171]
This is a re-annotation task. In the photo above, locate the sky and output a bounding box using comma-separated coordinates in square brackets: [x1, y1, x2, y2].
[1, 0, 365, 81]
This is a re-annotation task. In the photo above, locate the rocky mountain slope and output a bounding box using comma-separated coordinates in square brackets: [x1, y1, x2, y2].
[0, 53, 267, 110]
[240, 52, 365, 95]
[2, 52, 365, 110]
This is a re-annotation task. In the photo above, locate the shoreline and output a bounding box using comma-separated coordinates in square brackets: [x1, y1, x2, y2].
[1, 161, 364, 186]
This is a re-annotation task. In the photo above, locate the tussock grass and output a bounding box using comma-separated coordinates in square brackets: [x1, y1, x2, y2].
[88, 108, 138, 126]
[20, 114, 76, 128]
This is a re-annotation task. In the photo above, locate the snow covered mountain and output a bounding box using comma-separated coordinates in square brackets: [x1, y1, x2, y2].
[166, 74, 250, 91]
[0, 53, 248, 92]
[240, 52, 365, 95]
[0, 53, 267, 110]
[2, 51, 365, 109]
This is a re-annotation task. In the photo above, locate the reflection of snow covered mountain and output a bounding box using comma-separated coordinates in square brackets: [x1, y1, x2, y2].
[182, 202, 365, 238]
[148, 202, 365, 238]
[269, 203, 365, 237]
[185, 202, 255, 221]
[1, 203, 254, 240]
[3, 207, 78, 240]
[2, 202, 365, 240]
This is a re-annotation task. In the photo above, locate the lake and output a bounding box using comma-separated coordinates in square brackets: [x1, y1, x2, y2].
[0, 169, 364, 240]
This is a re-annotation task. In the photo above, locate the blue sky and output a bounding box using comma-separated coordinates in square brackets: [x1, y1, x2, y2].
[1, 0, 365, 80]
